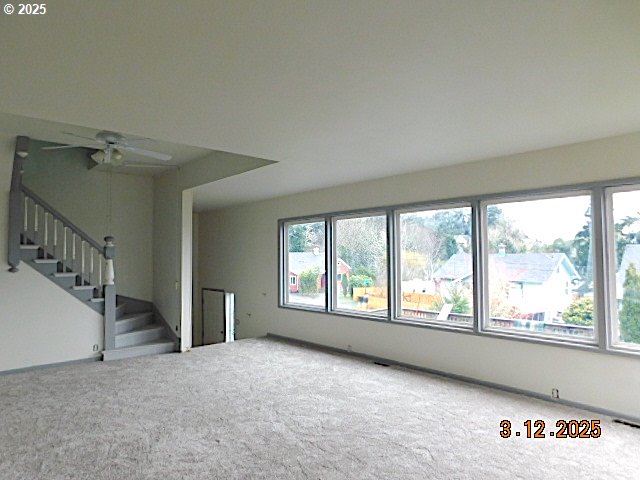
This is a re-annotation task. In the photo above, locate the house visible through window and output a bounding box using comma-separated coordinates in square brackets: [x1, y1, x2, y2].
[284, 220, 326, 309]
[484, 195, 594, 340]
[279, 179, 640, 357]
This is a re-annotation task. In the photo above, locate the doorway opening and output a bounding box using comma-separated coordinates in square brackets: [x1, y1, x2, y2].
[196, 288, 235, 346]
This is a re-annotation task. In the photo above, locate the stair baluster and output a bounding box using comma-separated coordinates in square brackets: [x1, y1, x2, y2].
[22, 194, 28, 239]
[53, 219, 58, 260]
[80, 241, 85, 283]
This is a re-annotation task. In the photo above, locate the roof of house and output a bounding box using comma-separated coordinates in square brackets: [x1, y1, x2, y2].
[433, 252, 580, 284]
[288, 251, 352, 275]
[616, 244, 640, 298]
[288, 252, 324, 275]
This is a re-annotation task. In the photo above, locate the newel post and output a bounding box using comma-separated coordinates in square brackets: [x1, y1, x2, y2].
[103, 236, 116, 351]
[8, 136, 29, 272]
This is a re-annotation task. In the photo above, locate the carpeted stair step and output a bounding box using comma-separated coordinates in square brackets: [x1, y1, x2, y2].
[115, 302, 127, 319]
[102, 340, 175, 361]
[52, 272, 79, 288]
[19, 244, 41, 261]
[115, 324, 165, 348]
[116, 312, 154, 334]
[32, 258, 60, 274]
[71, 285, 97, 302]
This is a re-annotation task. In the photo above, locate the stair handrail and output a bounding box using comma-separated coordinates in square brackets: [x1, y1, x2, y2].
[21, 185, 104, 252]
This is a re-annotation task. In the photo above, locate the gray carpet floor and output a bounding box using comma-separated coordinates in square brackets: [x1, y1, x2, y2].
[1, 336, 639, 479]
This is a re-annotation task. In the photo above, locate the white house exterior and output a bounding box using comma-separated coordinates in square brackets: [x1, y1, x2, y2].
[433, 252, 581, 322]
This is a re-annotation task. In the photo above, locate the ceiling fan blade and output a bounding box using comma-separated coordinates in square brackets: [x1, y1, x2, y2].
[123, 163, 168, 168]
[118, 145, 172, 161]
[61, 131, 99, 142]
[42, 144, 97, 150]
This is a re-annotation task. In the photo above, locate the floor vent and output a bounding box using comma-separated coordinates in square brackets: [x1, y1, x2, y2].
[614, 419, 640, 429]
[373, 361, 390, 367]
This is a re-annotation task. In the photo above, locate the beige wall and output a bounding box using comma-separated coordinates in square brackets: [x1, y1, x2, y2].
[0, 135, 103, 372]
[199, 132, 640, 418]
[23, 141, 154, 300]
[192, 212, 202, 347]
[152, 170, 181, 335]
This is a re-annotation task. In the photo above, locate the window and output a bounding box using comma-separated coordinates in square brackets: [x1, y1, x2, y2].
[484, 195, 595, 341]
[334, 214, 388, 317]
[279, 177, 640, 358]
[283, 220, 326, 309]
[397, 205, 473, 328]
[609, 188, 640, 349]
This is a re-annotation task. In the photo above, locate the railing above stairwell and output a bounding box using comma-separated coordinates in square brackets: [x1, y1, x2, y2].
[21, 185, 111, 293]
[7, 136, 117, 351]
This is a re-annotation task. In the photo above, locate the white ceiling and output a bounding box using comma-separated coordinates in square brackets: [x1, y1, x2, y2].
[1, 1, 639, 209]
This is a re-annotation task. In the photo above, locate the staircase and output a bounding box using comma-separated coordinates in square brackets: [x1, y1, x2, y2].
[107, 299, 176, 361]
[10, 168, 177, 361]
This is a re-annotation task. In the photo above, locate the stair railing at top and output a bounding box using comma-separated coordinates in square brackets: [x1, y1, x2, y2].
[8, 136, 117, 351]
[20, 185, 112, 293]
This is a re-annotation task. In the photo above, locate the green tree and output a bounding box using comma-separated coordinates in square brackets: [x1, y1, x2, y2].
[348, 275, 373, 289]
[487, 207, 529, 254]
[341, 272, 349, 297]
[336, 216, 387, 286]
[400, 213, 447, 280]
[299, 267, 320, 296]
[572, 220, 592, 280]
[620, 263, 640, 343]
[288, 223, 324, 253]
[562, 297, 594, 326]
[433, 209, 471, 236]
[432, 283, 471, 314]
[288, 224, 306, 252]
[614, 215, 640, 267]
[544, 238, 572, 256]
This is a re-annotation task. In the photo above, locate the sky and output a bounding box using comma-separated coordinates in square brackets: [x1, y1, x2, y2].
[498, 191, 640, 244]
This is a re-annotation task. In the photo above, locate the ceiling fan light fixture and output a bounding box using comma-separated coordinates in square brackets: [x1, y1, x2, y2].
[90, 149, 105, 162]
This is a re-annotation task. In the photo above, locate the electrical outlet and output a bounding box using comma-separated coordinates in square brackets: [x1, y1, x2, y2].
[92, 344, 99, 352]
[551, 388, 560, 399]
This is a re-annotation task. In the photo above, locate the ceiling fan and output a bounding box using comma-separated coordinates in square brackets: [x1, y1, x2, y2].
[42, 130, 172, 166]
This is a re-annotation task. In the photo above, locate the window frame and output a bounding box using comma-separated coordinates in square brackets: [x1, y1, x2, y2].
[394, 201, 475, 330]
[604, 184, 640, 354]
[479, 190, 598, 346]
[330, 210, 390, 319]
[280, 217, 328, 312]
[277, 176, 640, 359]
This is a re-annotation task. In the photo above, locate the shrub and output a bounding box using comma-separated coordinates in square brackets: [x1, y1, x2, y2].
[620, 263, 640, 343]
[299, 267, 320, 296]
[348, 275, 373, 289]
[431, 284, 471, 314]
[562, 297, 594, 326]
